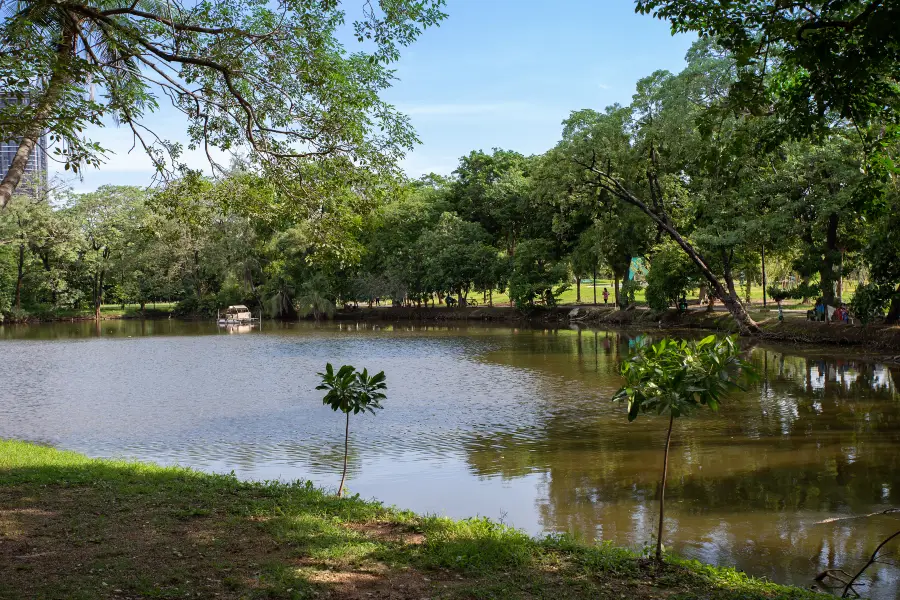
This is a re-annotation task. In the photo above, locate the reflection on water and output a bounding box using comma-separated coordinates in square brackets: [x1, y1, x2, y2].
[0, 320, 898, 598]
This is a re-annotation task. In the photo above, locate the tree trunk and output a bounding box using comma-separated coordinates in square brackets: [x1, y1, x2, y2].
[489, 289, 493, 307]
[338, 412, 350, 498]
[593, 266, 597, 304]
[576, 277, 581, 303]
[886, 287, 900, 325]
[458, 289, 466, 307]
[95, 267, 106, 322]
[614, 276, 620, 308]
[722, 251, 751, 327]
[15, 243, 25, 310]
[656, 413, 675, 562]
[0, 26, 77, 209]
[837, 250, 844, 302]
[820, 213, 839, 307]
[761, 246, 767, 307]
[589, 171, 759, 333]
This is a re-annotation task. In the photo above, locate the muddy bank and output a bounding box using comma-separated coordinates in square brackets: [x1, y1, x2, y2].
[332, 305, 900, 352]
[569, 305, 900, 352]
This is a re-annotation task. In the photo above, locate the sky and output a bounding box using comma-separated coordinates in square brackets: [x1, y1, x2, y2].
[59, 0, 695, 193]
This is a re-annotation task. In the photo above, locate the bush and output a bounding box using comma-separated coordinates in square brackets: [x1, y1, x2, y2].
[174, 294, 219, 317]
[619, 280, 641, 307]
[766, 285, 790, 302]
[508, 239, 568, 309]
[644, 243, 702, 310]
[850, 283, 890, 324]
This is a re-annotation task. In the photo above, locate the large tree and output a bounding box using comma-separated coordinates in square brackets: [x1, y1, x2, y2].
[0, 0, 445, 208]
[636, 0, 900, 136]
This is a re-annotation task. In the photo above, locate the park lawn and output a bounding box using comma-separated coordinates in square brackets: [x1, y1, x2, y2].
[464, 282, 827, 310]
[22, 302, 177, 320]
[0, 440, 830, 600]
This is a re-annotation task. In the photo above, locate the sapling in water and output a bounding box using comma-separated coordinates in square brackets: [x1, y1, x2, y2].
[613, 335, 754, 561]
[316, 363, 387, 497]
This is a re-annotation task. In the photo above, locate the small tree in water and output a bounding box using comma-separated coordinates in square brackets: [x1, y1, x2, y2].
[316, 364, 387, 497]
[613, 335, 753, 562]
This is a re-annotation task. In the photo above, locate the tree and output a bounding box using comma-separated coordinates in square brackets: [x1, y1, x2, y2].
[68, 185, 147, 320]
[0, 0, 446, 208]
[644, 240, 702, 311]
[636, 0, 900, 138]
[550, 44, 771, 333]
[417, 212, 492, 306]
[508, 238, 568, 308]
[854, 192, 900, 323]
[446, 149, 527, 250]
[296, 274, 335, 321]
[316, 363, 387, 498]
[613, 335, 753, 561]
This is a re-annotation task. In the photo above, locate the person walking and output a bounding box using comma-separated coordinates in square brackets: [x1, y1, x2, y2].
[602, 288, 609, 305]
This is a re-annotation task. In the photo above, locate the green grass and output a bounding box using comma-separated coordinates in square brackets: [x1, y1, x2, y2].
[12, 302, 176, 320]
[434, 281, 843, 310]
[0, 440, 833, 600]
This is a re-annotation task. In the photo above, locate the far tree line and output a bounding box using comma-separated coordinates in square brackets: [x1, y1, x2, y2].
[2, 0, 899, 332]
[2, 39, 899, 327]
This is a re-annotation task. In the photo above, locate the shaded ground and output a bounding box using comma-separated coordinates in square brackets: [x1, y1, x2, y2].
[0, 441, 833, 600]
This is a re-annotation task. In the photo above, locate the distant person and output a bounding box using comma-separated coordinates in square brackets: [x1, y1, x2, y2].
[815, 298, 826, 322]
[602, 288, 609, 305]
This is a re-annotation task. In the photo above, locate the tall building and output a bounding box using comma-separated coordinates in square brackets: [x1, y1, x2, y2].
[0, 94, 49, 198]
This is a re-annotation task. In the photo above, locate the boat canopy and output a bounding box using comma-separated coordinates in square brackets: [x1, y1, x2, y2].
[225, 305, 250, 314]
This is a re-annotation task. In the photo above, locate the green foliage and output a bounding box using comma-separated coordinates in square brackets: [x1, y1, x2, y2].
[613, 335, 753, 422]
[417, 212, 495, 303]
[636, 1, 900, 139]
[296, 275, 336, 321]
[316, 363, 387, 497]
[618, 280, 641, 307]
[849, 283, 891, 325]
[508, 239, 569, 308]
[645, 242, 702, 311]
[766, 286, 791, 303]
[316, 364, 387, 416]
[0, 0, 447, 207]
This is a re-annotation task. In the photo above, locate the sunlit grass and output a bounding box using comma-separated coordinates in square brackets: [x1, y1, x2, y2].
[0, 440, 831, 599]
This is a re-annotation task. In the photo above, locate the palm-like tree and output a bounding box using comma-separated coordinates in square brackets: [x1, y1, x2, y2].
[296, 275, 335, 321]
[316, 364, 387, 497]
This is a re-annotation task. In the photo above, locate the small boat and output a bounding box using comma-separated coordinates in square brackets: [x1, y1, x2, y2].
[217, 305, 257, 325]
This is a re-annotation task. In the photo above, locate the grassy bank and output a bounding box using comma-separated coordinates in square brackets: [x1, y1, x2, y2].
[0, 441, 830, 600]
[5, 303, 176, 323]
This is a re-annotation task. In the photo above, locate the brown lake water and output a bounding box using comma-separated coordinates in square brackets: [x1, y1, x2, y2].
[0, 320, 898, 598]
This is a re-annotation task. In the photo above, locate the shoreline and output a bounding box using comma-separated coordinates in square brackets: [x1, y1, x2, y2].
[335, 305, 900, 352]
[5, 304, 900, 353]
[0, 440, 833, 600]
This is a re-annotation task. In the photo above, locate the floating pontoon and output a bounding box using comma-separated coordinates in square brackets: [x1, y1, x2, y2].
[217, 305, 258, 325]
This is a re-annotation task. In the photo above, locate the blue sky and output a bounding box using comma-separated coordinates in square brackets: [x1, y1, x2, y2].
[61, 1, 695, 192]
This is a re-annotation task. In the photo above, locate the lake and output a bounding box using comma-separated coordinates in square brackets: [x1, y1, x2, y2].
[1, 319, 898, 598]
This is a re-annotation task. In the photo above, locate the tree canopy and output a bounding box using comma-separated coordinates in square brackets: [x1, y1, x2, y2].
[0, 0, 446, 208]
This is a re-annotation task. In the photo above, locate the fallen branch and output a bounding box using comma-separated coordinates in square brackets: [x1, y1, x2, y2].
[842, 529, 900, 598]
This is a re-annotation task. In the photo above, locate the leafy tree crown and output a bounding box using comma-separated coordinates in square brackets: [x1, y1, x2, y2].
[316, 363, 387, 415]
[613, 335, 754, 421]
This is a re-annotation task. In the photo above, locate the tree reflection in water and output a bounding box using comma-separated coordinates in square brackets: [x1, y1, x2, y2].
[467, 330, 900, 597]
